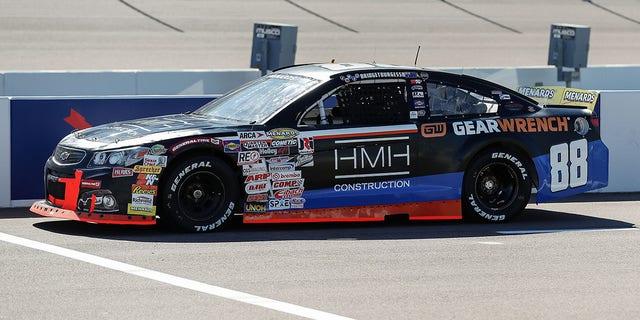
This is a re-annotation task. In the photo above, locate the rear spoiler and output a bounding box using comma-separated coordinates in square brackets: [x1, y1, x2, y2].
[517, 86, 599, 112]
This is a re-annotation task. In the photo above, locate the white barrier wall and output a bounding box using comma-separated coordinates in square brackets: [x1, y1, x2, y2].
[0, 70, 260, 96]
[0, 98, 10, 207]
[442, 65, 640, 91]
[599, 91, 640, 193]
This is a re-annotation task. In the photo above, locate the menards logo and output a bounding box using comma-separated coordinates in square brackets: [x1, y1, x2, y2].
[564, 90, 596, 103]
[453, 117, 569, 136]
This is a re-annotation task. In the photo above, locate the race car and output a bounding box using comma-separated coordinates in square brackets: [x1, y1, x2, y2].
[30, 63, 609, 232]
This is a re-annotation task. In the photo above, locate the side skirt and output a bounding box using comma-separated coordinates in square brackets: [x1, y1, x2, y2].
[243, 200, 462, 223]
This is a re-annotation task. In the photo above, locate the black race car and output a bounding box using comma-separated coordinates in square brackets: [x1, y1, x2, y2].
[31, 63, 609, 232]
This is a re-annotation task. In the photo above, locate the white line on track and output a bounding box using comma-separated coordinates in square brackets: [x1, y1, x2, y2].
[0, 232, 354, 320]
[496, 227, 638, 235]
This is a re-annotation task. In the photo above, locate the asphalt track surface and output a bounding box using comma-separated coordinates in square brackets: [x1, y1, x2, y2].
[1, 0, 639, 70]
[2, 193, 640, 319]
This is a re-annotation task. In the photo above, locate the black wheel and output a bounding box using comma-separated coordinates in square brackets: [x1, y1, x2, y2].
[161, 156, 239, 232]
[462, 150, 531, 222]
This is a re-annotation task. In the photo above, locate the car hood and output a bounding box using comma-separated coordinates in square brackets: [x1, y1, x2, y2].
[59, 113, 242, 150]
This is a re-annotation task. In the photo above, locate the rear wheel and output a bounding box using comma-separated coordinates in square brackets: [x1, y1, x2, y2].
[462, 150, 531, 222]
[161, 156, 238, 232]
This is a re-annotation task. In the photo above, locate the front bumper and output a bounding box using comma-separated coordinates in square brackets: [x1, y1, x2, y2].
[30, 200, 156, 225]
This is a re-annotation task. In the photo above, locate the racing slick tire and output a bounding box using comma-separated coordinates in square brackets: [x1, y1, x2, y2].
[160, 156, 238, 232]
[462, 149, 532, 222]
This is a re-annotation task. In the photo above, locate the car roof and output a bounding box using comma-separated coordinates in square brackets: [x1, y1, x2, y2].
[275, 63, 540, 106]
[275, 63, 428, 81]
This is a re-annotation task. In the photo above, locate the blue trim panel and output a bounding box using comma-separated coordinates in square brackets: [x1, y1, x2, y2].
[301, 172, 463, 209]
[534, 139, 609, 202]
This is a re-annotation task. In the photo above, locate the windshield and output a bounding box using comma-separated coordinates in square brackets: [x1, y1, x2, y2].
[193, 73, 320, 123]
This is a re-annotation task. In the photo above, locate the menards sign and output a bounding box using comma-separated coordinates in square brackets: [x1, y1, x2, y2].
[517, 86, 598, 111]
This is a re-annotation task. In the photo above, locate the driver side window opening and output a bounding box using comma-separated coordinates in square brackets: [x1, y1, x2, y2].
[299, 79, 409, 126]
[426, 83, 499, 117]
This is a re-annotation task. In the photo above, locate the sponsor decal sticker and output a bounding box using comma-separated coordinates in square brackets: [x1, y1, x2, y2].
[244, 202, 267, 213]
[127, 203, 156, 216]
[170, 137, 220, 153]
[274, 188, 304, 199]
[149, 144, 167, 155]
[244, 172, 271, 183]
[137, 174, 159, 186]
[238, 131, 267, 140]
[112, 167, 134, 178]
[133, 165, 162, 175]
[128, 194, 156, 216]
[245, 181, 270, 194]
[271, 170, 302, 181]
[267, 156, 292, 164]
[269, 162, 296, 172]
[268, 198, 290, 211]
[290, 197, 305, 209]
[241, 140, 271, 150]
[270, 139, 298, 147]
[413, 99, 426, 108]
[267, 128, 298, 140]
[272, 179, 304, 190]
[517, 86, 598, 111]
[257, 147, 289, 156]
[81, 179, 102, 189]
[131, 184, 158, 196]
[421, 123, 447, 138]
[297, 136, 314, 154]
[451, 117, 569, 136]
[412, 91, 424, 98]
[518, 87, 556, 99]
[295, 154, 314, 167]
[242, 160, 267, 176]
[237, 150, 261, 165]
[246, 193, 269, 202]
[143, 155, 167, 167]
[223, 140, 241, 153]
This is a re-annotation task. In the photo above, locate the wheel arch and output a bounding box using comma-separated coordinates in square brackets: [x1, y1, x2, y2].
[158, 147, 244, 215]
[458, 138, 540, 189]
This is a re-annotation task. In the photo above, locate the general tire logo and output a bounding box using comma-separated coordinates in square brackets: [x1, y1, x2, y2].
[421, 123, 447, 138]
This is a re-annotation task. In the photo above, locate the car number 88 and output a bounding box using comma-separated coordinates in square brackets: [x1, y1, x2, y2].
[550, 139, 588, 192]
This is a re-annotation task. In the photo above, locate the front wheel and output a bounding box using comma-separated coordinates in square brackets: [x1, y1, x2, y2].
[161, 156, 239, 232]
[462, 150, 532, 222]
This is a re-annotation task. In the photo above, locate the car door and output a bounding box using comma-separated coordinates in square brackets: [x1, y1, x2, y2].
[413, 76, 503, 199]
[293, 75, 421, 211]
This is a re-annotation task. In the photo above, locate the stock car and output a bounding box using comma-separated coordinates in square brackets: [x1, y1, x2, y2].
[31, 63, 609, 232]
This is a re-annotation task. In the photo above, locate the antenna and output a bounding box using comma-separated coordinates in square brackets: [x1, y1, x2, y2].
[372, 45, 377, 64]
[414, 45, 421, 66]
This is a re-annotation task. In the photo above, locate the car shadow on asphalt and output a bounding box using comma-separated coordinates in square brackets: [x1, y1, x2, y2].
[29, 206, 637, 243]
